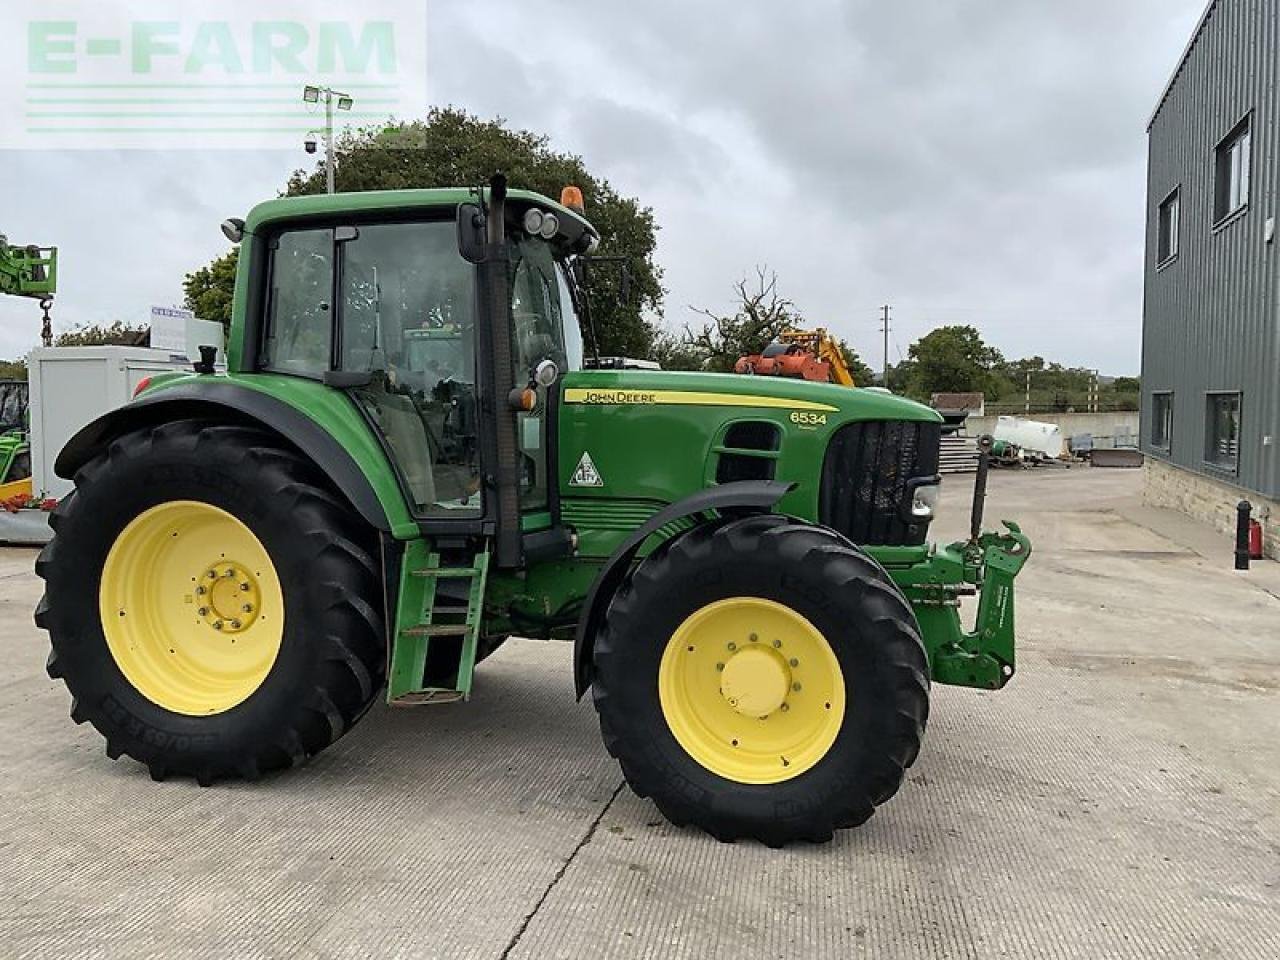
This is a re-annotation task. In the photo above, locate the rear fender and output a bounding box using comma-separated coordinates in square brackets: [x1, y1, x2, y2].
[55, 381, 397, 534]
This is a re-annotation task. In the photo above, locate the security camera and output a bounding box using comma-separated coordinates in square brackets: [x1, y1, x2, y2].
[304, 136, 318, 155]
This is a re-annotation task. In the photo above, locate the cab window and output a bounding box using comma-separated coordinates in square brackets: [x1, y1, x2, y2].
[261, 228, 333, 375]
[509, 235, 576, 513]
[340, 221, 481, 517]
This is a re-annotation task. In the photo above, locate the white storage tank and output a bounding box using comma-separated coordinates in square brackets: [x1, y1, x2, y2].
[993, 415, 1066, 460]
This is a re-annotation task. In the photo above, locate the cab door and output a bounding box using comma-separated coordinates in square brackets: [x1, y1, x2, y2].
[508, 236, 581, 534]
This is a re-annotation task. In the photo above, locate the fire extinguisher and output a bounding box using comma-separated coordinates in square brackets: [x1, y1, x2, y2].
[1249, 519, 1264, 560]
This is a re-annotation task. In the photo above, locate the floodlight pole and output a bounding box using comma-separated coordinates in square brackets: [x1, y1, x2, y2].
[302, 85, 353, 195]
[325, 93, 336, 195]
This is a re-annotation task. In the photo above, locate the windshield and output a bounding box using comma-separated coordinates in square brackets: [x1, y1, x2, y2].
[509, 235, 583, 374]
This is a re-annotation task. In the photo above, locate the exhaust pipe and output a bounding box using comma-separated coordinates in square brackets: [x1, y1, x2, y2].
[479, 174, 522, 568]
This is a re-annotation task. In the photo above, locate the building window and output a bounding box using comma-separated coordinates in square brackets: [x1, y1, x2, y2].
[1214, 116, 1251, 223]
[1205, 392, 1241, 470]
[1156, 188, 1180, 264]
[1151, 392, 1173, 448]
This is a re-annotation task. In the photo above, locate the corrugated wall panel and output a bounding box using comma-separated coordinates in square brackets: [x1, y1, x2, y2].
[1142, 0, 1280, 498]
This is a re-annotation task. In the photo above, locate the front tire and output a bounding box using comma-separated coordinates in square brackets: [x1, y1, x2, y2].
[592, 514, 929, 846]
[36, 420, 385, 784]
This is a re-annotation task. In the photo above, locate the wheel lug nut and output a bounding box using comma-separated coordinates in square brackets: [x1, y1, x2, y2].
[789, 658, 799, 667]
[197, 607, 209, 617]
[206, 570, 217, 580]
[773, 639, 782, 648]
[213, 621, 224, 631]
[240, 582, 251, 592]
[195, 586, 206, 596]
[231, 620, 242, 630]
[749, 633, 758, 642]
[224, 569, 236, 578]
[727, 642, 737, 651]
[792, 682, 802, 692]
[781, 703, 790, 712]
[242, 604, 253, 614]
[716, 663, 725, 671]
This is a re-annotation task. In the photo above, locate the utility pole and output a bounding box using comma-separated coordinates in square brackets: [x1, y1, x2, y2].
[1025, 370, 1031, 413]
[302, 85, 354, 194]
[880, 304, 892, 390]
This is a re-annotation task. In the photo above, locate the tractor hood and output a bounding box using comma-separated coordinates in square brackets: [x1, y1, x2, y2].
[556, 368, 943, 549]
[560, 369, 942, 426]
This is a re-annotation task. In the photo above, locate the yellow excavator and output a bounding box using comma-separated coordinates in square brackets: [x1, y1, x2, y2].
[735, 327, 858, 387]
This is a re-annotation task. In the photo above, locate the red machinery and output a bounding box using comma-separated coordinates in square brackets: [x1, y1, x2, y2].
[735, 328, 855, 386]
[735, 340, 832, 383]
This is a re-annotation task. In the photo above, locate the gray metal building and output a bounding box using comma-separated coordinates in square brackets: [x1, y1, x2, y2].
[1142, 0, 1279, 509]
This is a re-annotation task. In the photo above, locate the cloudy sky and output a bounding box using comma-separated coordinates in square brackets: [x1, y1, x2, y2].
[0, 0, 1208, 374]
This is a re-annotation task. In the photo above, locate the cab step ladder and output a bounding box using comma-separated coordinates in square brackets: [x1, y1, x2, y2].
[387, 544, 490, 705]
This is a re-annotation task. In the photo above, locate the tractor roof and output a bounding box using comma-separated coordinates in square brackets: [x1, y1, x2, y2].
[243, 187, 597, 240]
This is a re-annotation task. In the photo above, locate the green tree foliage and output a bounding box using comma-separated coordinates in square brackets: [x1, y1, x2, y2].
[183, 109, 664, 356]
[315, 109, 665, 355]
[54, 321, 149, 347]
[893, 327, 1139, 411]
[905, 325, 1006, 400]
[836, 338, 876, 387]
[183, 250, 239, 331]
[0, 359, 26, 381]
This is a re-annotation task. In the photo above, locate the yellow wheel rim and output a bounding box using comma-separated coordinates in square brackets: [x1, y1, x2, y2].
[658, 597, 846, 784]
[98, 500, 284, 716]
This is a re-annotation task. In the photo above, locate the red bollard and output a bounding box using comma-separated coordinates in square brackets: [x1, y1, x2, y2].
[1250, 519, 1265, 561]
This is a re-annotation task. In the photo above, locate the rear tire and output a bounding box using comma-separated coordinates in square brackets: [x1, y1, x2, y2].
[36, 420, 385, 784]
[592, 514, 929, 846]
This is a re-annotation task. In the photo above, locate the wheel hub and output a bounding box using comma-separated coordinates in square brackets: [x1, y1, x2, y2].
[658, 597, 846, 784]
[99, 500, 284, 716]
[197, 561, 261, 633]
[720, 646, 791, 717]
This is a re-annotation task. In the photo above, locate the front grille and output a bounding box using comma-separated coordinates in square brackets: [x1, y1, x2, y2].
[819, 420, 942, 546]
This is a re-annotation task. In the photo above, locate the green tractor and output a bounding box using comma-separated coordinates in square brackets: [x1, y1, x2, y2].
[36, 179, 1030, 845]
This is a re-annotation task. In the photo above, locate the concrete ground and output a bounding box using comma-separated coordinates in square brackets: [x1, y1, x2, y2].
[1, 467, 1277, 959]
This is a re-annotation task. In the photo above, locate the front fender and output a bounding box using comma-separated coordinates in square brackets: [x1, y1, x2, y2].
[572, 479, 795, 698]
[56, 377, 415, 537]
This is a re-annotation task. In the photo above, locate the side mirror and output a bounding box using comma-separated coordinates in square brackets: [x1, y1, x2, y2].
[456, 202, 486, 264]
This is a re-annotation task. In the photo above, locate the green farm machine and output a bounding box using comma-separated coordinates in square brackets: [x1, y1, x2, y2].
[0, 234, 56, 499]
[36, 180, 1030, 845]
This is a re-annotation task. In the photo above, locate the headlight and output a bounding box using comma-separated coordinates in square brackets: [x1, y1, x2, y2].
[523, 208, 545, 235]
[910, 482, 941, 519]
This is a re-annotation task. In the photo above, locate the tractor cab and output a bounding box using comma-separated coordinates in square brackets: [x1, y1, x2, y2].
[238, 184, 593, 532]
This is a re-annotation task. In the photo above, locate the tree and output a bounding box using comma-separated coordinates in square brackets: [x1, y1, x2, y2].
[679, 267, 803, 373]
[905, 325, 1006, 400]
[54, 321, 149, 347]
[185, 108, 665, 357]
[183, 250, 238, 331]
[0, 359, 26, 381]
[835, 338, 876, 387]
